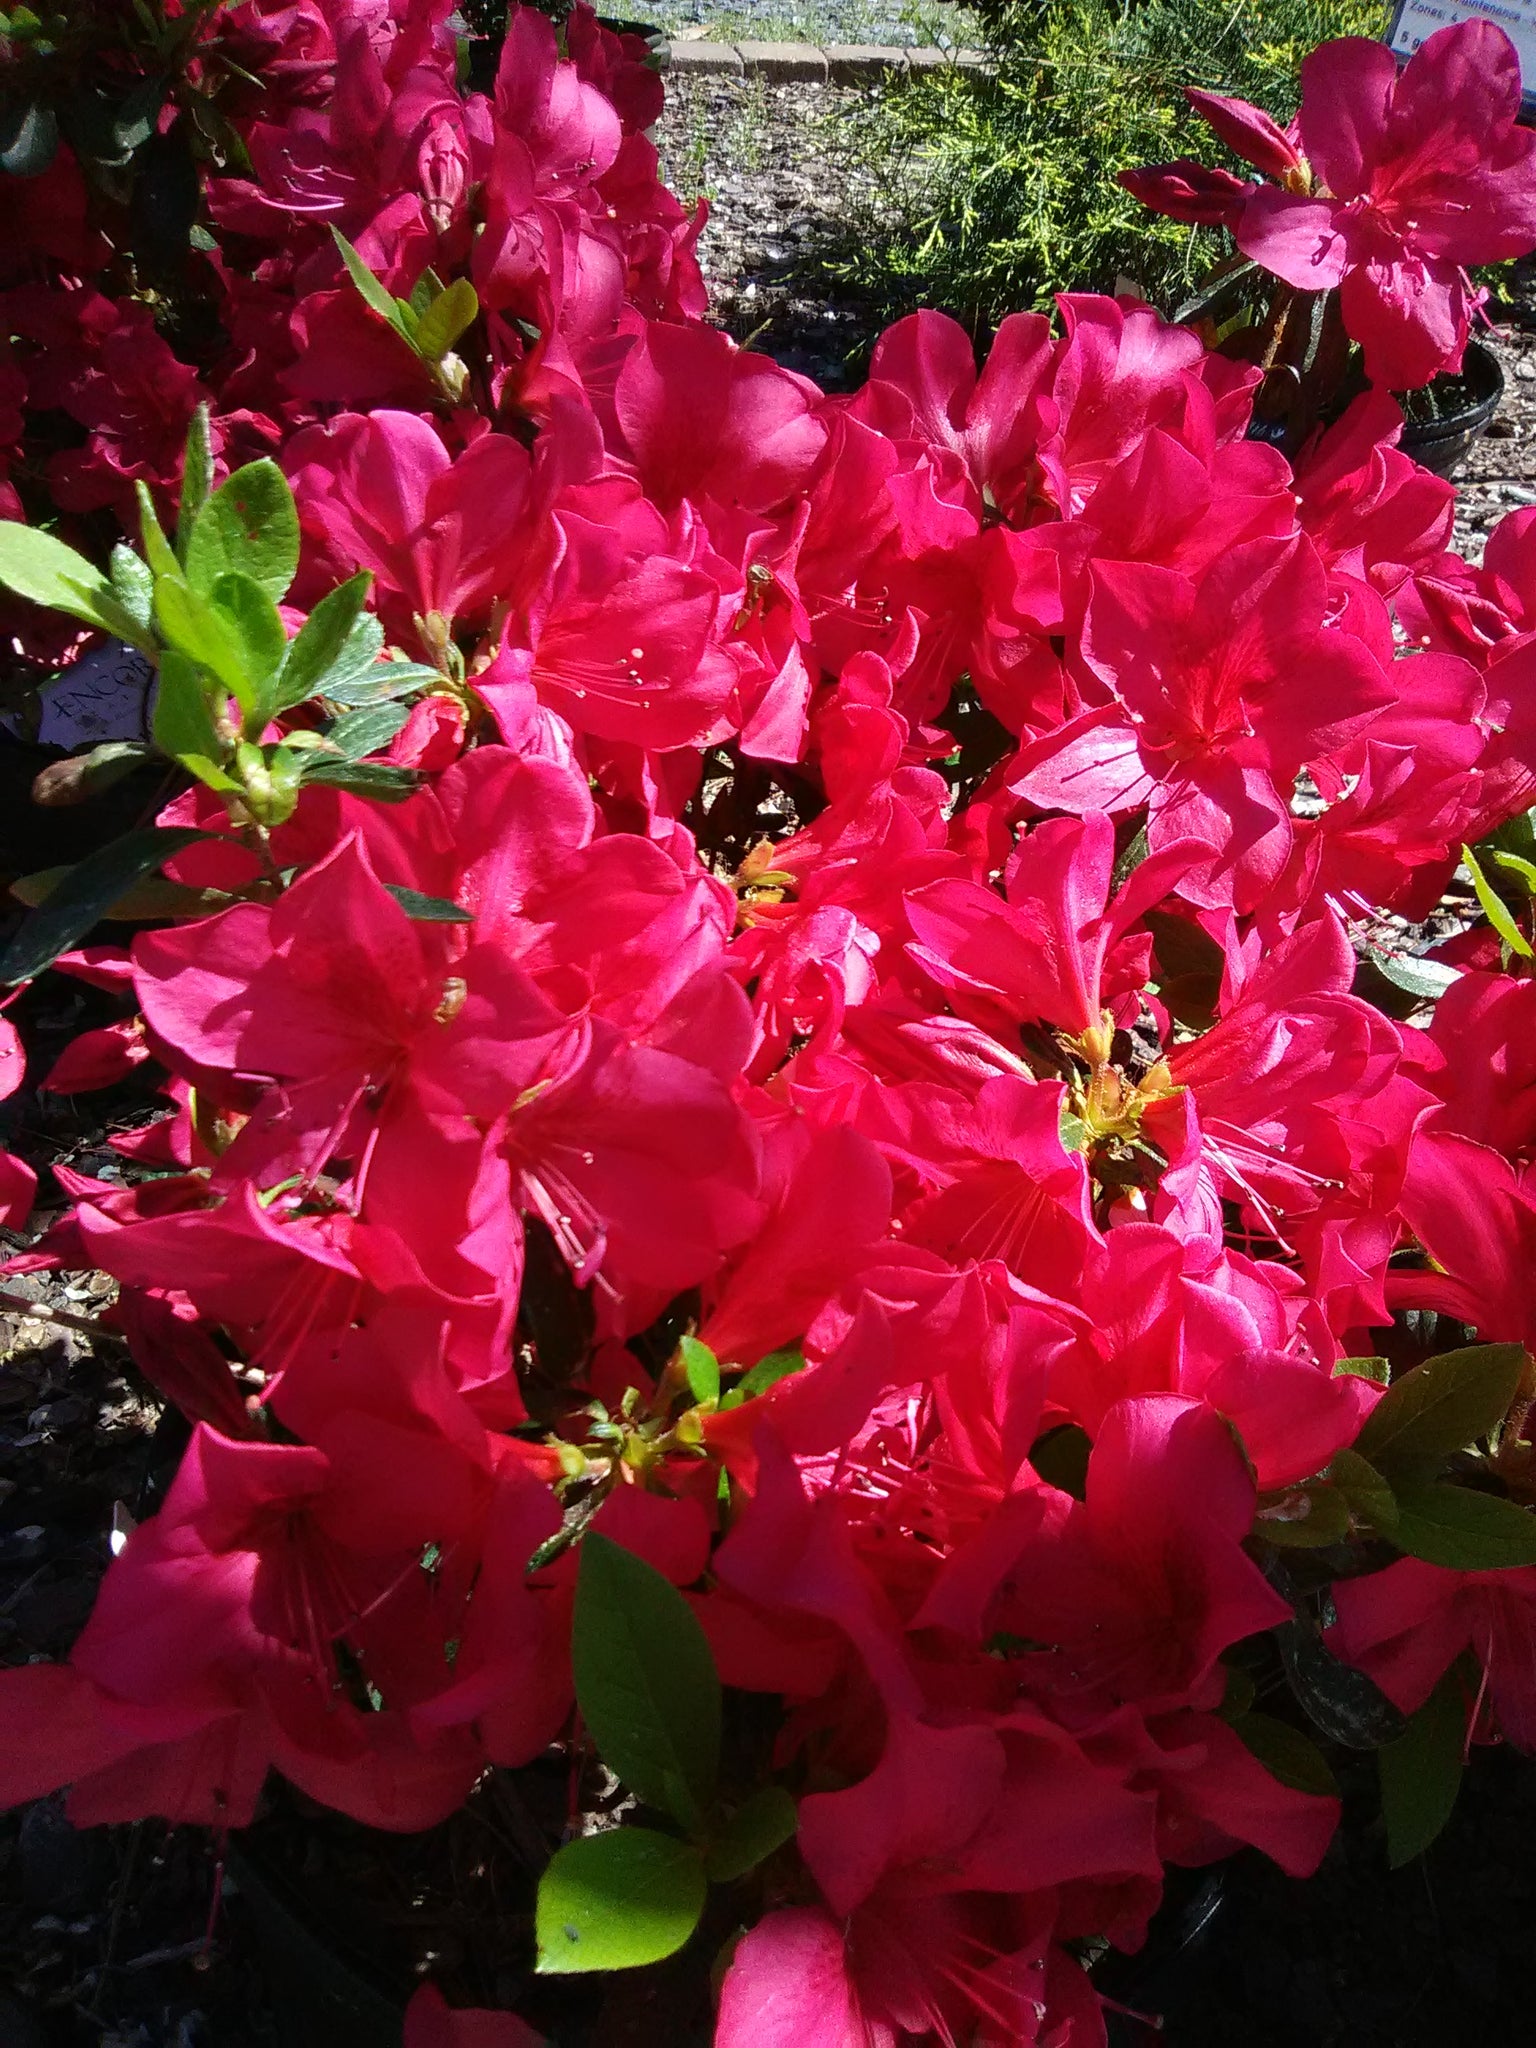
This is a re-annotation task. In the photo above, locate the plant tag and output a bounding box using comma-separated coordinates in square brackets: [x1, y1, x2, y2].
[35, 641, 155, 749]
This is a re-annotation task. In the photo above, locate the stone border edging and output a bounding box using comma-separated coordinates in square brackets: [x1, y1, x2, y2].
[659, 38, 990, 81]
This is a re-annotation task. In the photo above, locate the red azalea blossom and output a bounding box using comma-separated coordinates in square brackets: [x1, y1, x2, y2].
[1124, 20, 1536, 386]
[1, 10, 1536, 2046]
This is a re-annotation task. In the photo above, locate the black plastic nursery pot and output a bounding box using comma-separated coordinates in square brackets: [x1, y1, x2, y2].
[1244, 336, 1505, 473]
[1096, 1868, 1229, 2045]
[1397, 336, 1505, 477]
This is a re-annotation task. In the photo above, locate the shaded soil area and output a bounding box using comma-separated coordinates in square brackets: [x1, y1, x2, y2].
[0, 964, 276, 2048]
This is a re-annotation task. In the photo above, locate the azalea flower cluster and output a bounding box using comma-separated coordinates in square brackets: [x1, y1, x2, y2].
[3, 8, 1536, 2046]
[1122, 19, 1536, 389]
[0, 0, 692, 540]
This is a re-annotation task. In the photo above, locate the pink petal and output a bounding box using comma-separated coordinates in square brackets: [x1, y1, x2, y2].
[1235, 186, 1348, 291]
[1296, 36, 1400, 199]
[404, 1984, 547, 2048]
[717, 1909, 876, 2048]
[1186, 88, 1301, 178]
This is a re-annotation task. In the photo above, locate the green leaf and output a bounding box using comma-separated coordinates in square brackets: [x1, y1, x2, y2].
[1254, 1482, 1351, 1548]
[1354, 1344, 1528, 1478]
[154, 575, 255, 713]
[31, 742, 153, 808]
[329, 225, 409, 333]
[152, 648, 226, 764]
[1325, 1447, 1398, 1534]
[1233, 1712, 1339, 1799]
[1389, 1482, 1536, 1571]
[179, 752, 245, 796]
[703, 1786, 797, 1884]
[0, 827, 212, 984]
[324, 658, 441, 707]
[210, 572, 288, 724]
[0, 99, 59, 177]
[1367, 947, 1459, 1003]
[414, 277, 480, 361]
[261, 741, 307, 827]
[177, 402, 215, 564]
[1334, 1355, 1390, 1387]
[571, 1530, 720, 1832]
[185, 461, 300, 602]
[182, 85, 252, 175]
[1172, 256, 1260, 325]
[1491, 848, 1536, 892]
[1108, 822, 1150, 894]
[535, 1828, 706, 1975]
[680, 1335, 720, 1406]
[1218, 1661, 1256, 1723]
[1379, 1667, 1467, 1867]
[384, 885, 473, 925]
[274, 573, 373, 710]
[109, 545, 155, 636]
[107, 76, 165, 157]
[324, 664, 440, 706]
[316, 611, 384, 690]
[133, 481, 178, 581]
[325, 703, 411, 761]
[1058, 1103, 1090, 1154]
[735, 1346, 806, 1401]
[0, 524, 115, 632]
[1463, 843, 1533, 957]
[300, 757, 421, 801]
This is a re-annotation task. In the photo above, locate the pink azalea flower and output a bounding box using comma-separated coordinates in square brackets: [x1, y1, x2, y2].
[1125, 22, 1536, 386]
[1328, 1556, 1536, 1747]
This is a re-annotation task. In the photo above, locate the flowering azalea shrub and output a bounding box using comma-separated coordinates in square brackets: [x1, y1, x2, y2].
[1122, 19, 1536, 436]
[5, 6, 1536, 2044]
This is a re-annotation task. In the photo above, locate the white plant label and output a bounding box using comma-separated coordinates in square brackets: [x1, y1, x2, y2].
[1387, 0, 1536, 106]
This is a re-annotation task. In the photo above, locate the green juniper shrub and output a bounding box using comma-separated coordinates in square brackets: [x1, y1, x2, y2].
[832, 0, 1386, 335]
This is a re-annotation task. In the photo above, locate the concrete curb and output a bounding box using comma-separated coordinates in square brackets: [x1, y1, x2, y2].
[660, 38, 990, 81]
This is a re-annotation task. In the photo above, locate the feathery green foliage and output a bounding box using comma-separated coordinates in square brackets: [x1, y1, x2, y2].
[833, 0, 1386, 333]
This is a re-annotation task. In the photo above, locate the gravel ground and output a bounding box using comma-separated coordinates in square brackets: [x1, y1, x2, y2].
[654, 74, 896, 389]
[647, 0, 980, 49]
[1451, 305, 1536, 560]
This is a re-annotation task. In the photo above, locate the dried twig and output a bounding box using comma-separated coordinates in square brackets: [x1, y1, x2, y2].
[0, 1288, 125, 1345]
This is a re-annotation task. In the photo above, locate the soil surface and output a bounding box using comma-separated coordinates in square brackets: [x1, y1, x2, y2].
[644, 0, 981, 52]
[5, 65, 1536, 2048]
